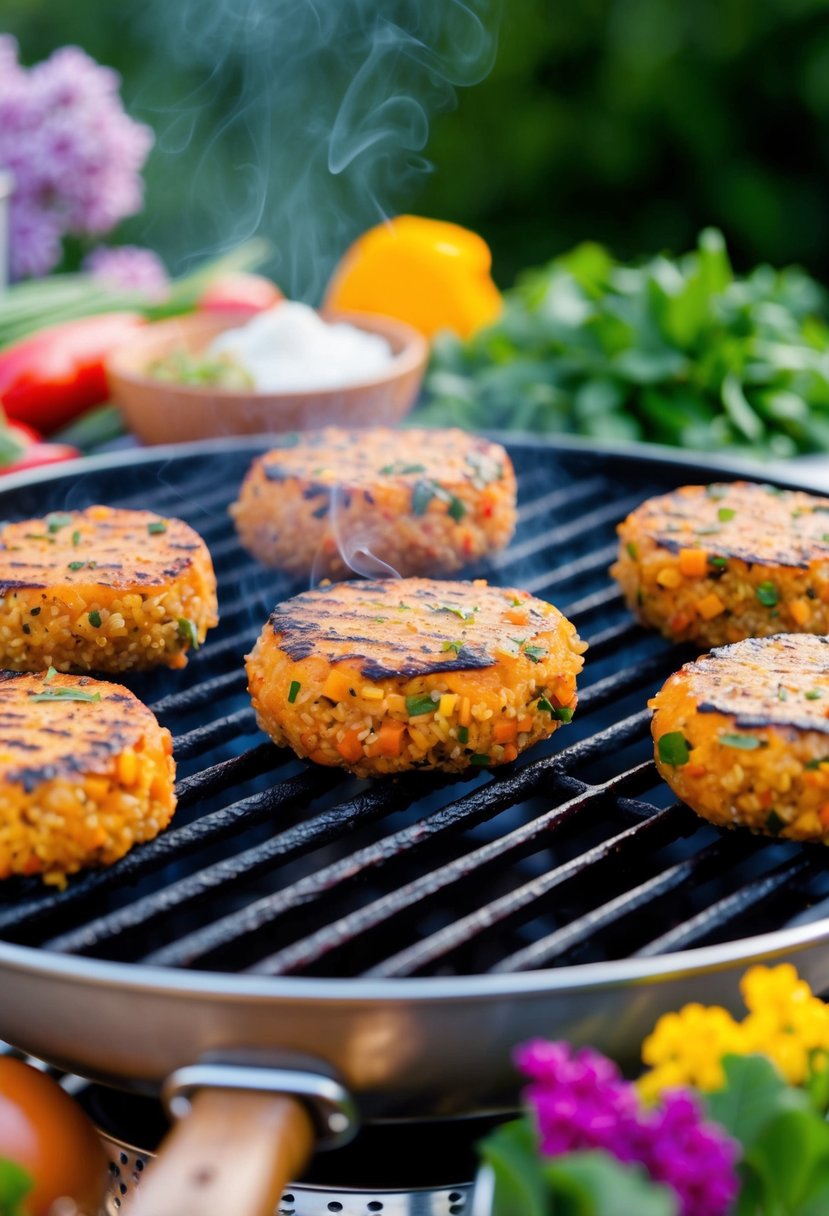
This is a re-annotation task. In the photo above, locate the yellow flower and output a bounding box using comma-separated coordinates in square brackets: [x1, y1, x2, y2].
[638, 1002, 745, 1097]
[639, 965, 829, 1099]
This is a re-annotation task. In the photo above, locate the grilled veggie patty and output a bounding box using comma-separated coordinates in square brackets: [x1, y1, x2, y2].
[230, 426, 516, 579]
[650, 634, 829, 842]
[0, 669, 176, 885]
[0, 506, 218, 672]
[612, 481, 829, 647]
[246, 578, 586, 776]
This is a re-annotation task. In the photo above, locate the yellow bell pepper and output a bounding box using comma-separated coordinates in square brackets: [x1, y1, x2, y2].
[325, 214, 502, 340]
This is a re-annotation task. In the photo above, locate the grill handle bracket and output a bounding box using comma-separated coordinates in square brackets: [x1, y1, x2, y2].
[162, 1061, 359, 1150]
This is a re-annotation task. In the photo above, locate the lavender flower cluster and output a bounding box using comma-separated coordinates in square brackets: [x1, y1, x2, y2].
[0, 37, 153, 279]
[516, 1039, 739, 1216]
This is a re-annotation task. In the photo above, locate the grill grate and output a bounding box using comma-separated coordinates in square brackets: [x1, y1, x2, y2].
[3, 439, 829, 979]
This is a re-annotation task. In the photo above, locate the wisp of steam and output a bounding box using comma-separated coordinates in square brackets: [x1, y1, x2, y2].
[132, 0, 500, 301]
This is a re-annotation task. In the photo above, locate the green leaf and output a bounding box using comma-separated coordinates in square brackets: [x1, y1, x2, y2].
[719, 732, 765, 750]
[542, 1151, 678, 1216]
[479, 1118, 549, 1216]
[745, 1108, 829, 1213]
[0, 1158, 34, 1216]
[706, 1054, 811, 1152]
[722, 374, 765, 443]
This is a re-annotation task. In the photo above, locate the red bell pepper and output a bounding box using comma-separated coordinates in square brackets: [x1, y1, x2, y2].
[196, 272, 282, 317]
[0, 312, 144, 435]
[0, 419, 79, 475]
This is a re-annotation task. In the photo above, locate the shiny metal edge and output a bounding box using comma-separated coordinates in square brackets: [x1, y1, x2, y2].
[1, 914, 829, 1005]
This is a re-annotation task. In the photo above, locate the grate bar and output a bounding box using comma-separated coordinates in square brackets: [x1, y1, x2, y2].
[335, 799, 684, 978]
[44, 782, 415, 956]
[634, 853, 817, 956]
[492, 834, 751, 972]
[150, 669, 247, 716]
[487, 493, 644, 573]
[171, 707, 258, 760]
[247, 763, 659, 977]
[514, 476, 610, 525]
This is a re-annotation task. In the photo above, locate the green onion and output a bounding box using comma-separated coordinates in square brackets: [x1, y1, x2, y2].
[719, 732, 765, 750]
[457, 726, 469, 744]
[29, 688, 102, 703]
[717, 507, 736, 522]
[470, 753, 490, 766]
[45, 666, 57, 683]
[441, 640, 464, 654]
[806, 689, 823, 700]
[68, 561, 85, 571]
[523, 644, 546, 663]
[411, 481, 436, 515]
[379, 462, 426, 474]
[626, 541, 638, 559]
[434, 603, 475, 621]
[657, 732, 691, 766]
[288, 680, 301, 703]
[147, 520, 167, 535]
[805, 757, 829, 770]
[406, 694, 436, 717]
[553, 706, 574, 722]
[46, 512, 73, 533]
[778, 687, 789, 701]
[24, 533, 55, 543]
[448, 496, 466, 522]
[88, 610, 102, 628]
[178, 618, 199, 649]
[71, 530, 81, 546]
[756, 581, 778, 607]
[537, 697, 555, 713]
[709, 556, 728, 568]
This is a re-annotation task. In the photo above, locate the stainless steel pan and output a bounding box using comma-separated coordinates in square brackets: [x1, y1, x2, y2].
[1, 437, 829, 1213]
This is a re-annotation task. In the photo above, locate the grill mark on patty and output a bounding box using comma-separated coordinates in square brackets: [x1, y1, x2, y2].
[268, 578, 553, 678]
[681, 634, 829, 735]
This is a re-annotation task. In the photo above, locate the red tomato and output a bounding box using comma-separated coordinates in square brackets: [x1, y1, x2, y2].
[0, 1057, 106, 1215]
[0, 313, 144, 435]
[197, 271, 283, 316]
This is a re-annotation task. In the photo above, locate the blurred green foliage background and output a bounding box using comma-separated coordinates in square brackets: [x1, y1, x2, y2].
[5, 0, 829, 291]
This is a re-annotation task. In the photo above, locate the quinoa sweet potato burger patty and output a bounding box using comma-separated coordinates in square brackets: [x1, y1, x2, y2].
[246, 578, 587, 777]
[612, 481, 829, 647]
[0, 506, 218, 672]
[230, 426, 516, 580]
[0, 669, 176, 885]
[650, 633, 829, 843]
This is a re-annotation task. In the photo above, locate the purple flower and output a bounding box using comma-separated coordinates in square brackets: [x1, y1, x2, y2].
[0, 38, 154, 279]
[515, 1040, 739, 1216]
[84, 245, 169, 300]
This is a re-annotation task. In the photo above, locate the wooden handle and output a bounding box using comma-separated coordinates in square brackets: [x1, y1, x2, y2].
[130, 1089, 315, 1216]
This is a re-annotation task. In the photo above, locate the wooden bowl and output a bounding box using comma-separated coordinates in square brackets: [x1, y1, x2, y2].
[106, 309, 429, 445]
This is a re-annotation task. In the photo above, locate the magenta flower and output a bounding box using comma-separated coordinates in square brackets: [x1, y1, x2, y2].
[516, 1039, 739, 1216]
[0, 37, 154, 279]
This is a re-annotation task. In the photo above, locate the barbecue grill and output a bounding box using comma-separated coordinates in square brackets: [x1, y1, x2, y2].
[3, 434, 829, 1213]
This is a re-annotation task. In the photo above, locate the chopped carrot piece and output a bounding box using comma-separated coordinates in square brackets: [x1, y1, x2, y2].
[697, 592, 725, 621]
[517, 715, 534, 733]
[668, 611, 693, 634]
[117, 749, 138, 786]
[678, 548, 708, 577]
[789, 598, 811, 627]
[501, 744, 518, 763]
[759, 789, 774, 810]
[336, 730, 364, 764]
[459, 696, 471, 727]
[504, 608, 529, 626]
[322, 668, 353, 702]
[819, 803, 829, 828]
[493, 720, 518, 744]
[377, 719, 407, 757]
